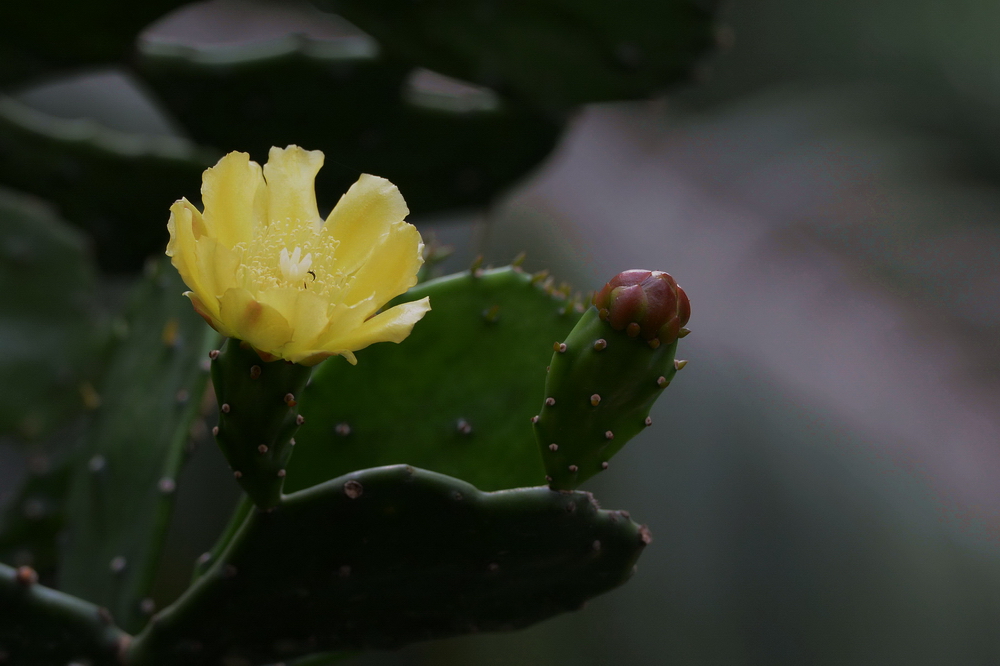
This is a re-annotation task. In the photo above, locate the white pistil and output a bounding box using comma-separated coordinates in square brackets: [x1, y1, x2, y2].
[279, 246, 313, 283]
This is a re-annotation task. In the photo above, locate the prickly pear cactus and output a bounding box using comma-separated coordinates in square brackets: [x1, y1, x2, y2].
[534, 270, 691, 489]
[287, 265, 583, 493]
[126, 465, 649, 665]
[59, 259, 217, 633]
[0, 562, 127, 665]
[210, 339, 312, 509]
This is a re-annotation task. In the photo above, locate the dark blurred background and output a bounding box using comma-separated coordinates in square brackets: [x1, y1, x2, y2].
[3, 0, 1000, 663]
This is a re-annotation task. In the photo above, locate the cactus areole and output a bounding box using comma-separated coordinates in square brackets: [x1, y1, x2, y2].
[594, 269, 690, 346]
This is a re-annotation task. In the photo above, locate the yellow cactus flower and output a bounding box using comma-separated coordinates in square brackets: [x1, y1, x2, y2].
[166, 146, 430, 366]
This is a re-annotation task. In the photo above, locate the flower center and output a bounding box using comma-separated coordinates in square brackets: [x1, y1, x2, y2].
[279, 246, 313, 282]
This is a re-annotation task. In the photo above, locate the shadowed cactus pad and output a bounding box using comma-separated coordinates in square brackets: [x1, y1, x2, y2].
[0, 562, 127, 665]
[126, 465, 649, 665]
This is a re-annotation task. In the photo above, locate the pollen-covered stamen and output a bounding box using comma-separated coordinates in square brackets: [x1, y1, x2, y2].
[279, 246, 313, 283]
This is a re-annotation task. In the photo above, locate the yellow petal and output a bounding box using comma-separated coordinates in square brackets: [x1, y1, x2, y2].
[323, 174, 409, 275]
[201, 151, 266, 248]
[191, 236, 240, 319]
[218, 288, 294, 353]
[186, 292, 230, 337]
[166, 199, 209, 300]
[263, 146, 324, 228]
[314, 297, 431, 358]
[256, 287, 330, 353]
[341, 220, 424, 310]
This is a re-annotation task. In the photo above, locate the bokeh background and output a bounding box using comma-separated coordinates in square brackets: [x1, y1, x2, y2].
[3, 0, 1000, 663]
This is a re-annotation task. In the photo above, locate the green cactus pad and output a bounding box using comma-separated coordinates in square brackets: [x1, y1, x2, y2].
[0, 0, 188, 87]
[285, 267, 582, 493]
[0, 98, 214, 271]
[127, 465, 649, 665]
[210, 339, 313, 510]
[0, 187, 104, 439]
[0, 562, 127, 666]
[322, 0, 718, 108]
[534, 306, 683, 490]
[0, 446, 73, 582]
[135, 37, 561, 215]
[59, 259, 217, 633]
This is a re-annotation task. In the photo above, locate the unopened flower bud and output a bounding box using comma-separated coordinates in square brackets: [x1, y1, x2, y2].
[593, 270, 690, 344]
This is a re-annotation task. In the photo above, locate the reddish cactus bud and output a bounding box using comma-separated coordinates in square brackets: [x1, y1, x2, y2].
[593, 270, 690, 344]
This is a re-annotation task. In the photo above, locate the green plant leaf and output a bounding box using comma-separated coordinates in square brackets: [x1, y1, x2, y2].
[285, 267, 583, 493]
[135, 36, 561, 215]
[0, 187, 104, 439]
[127, 465, 649, 665]
[59, 259, 217, 633]
[0, 97, 214, 272]
[320, 0, 719, 108]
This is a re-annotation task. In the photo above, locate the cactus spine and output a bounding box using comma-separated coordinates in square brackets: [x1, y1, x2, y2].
[210, 339, 313, 509]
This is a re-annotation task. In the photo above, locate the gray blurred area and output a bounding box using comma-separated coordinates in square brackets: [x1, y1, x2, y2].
[11, 0, 1000, 663]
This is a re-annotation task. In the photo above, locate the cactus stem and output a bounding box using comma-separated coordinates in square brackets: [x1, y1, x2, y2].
[545, 397, 556, 406]
[549, 443, 559, 451]
[553, 342, 567, 353]
[257, 444, 268, 454]
[15, 565, 37, 586]
[335, 423, 351, 436]
[593, 338, 607, 351]
[284, 393, 297, 407]
[221, 403, 231, 413]
[601, 462, 609, 470]
[604, 431, 614, 440]
[644, 416, 652, 426]
[656, 376, 668, 388]
[568, 465, 579, 473]
[250, 365, 262, 379]
[209, 349, 220, 360]
[674, 359, 688, 370]
[590, 394, 601, 406]
[233, 471, 243, 479]
[296, 415, 305, 426]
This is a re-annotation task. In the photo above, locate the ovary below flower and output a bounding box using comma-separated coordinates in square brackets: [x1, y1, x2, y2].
[166, 146, 431, 365]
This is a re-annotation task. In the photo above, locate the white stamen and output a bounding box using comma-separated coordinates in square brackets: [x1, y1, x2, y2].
[279, 246, 313, 282]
